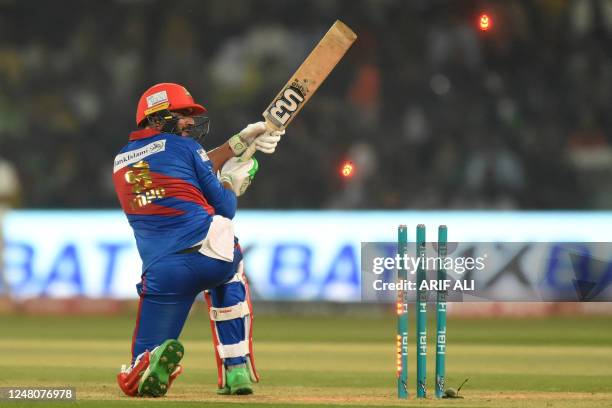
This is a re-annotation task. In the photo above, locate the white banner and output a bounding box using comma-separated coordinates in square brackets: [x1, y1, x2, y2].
[2, 210, 611, 300]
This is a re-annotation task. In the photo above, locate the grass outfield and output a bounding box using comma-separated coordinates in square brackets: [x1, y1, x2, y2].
[0, 308, 611, 407]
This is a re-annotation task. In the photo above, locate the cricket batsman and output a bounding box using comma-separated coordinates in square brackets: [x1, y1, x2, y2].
[113, 83, 282, 397]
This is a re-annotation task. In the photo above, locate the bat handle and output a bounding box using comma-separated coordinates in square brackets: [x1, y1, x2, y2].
[240, 142, 258, 161]
[239, 118, 279, 161]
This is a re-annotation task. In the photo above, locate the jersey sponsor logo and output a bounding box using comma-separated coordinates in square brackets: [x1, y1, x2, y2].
[197, 148, 209, 162]
[113, 140, 166, 173]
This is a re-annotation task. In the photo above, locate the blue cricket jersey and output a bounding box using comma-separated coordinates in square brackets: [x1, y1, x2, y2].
[113, 128, 236, 271]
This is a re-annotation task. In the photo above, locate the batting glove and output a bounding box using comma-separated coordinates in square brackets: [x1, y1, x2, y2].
[253, 129, 284, 154]
[219, 157, 259, 196]
[228, 122, 267, 156]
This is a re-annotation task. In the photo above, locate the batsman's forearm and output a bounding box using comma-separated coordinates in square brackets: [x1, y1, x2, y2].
[208, 142, 235, 173]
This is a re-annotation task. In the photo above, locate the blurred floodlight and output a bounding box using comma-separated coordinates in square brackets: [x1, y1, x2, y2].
[341, 161, 354, 178]
[479, 13, 491, 31]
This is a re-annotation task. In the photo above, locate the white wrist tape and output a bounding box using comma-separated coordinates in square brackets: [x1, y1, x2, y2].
[228, 134, 247, 156]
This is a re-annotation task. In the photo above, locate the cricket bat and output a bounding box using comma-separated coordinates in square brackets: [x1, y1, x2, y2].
[241, 20, 357, 160]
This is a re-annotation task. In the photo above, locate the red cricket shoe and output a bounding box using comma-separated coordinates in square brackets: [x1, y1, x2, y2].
[117, 342, 184, 397]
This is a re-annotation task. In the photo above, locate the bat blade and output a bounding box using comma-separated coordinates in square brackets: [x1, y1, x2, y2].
[262, 20, 357, 130]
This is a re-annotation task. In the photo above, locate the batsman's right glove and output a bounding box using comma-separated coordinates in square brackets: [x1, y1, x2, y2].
[228, 122, 284, 155]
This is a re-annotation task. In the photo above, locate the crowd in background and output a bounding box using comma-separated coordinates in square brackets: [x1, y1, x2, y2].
[1, 0, 611, 209]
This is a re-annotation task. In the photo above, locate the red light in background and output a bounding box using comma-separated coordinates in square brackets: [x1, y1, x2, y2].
[479, 13, 491, 31]
[341, 161, 354, 178]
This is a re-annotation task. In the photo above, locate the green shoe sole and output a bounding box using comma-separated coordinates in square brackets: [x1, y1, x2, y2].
[231, 384, 253, 395]
[138, 339, 184, 397]
[216, 386, 231, 395]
